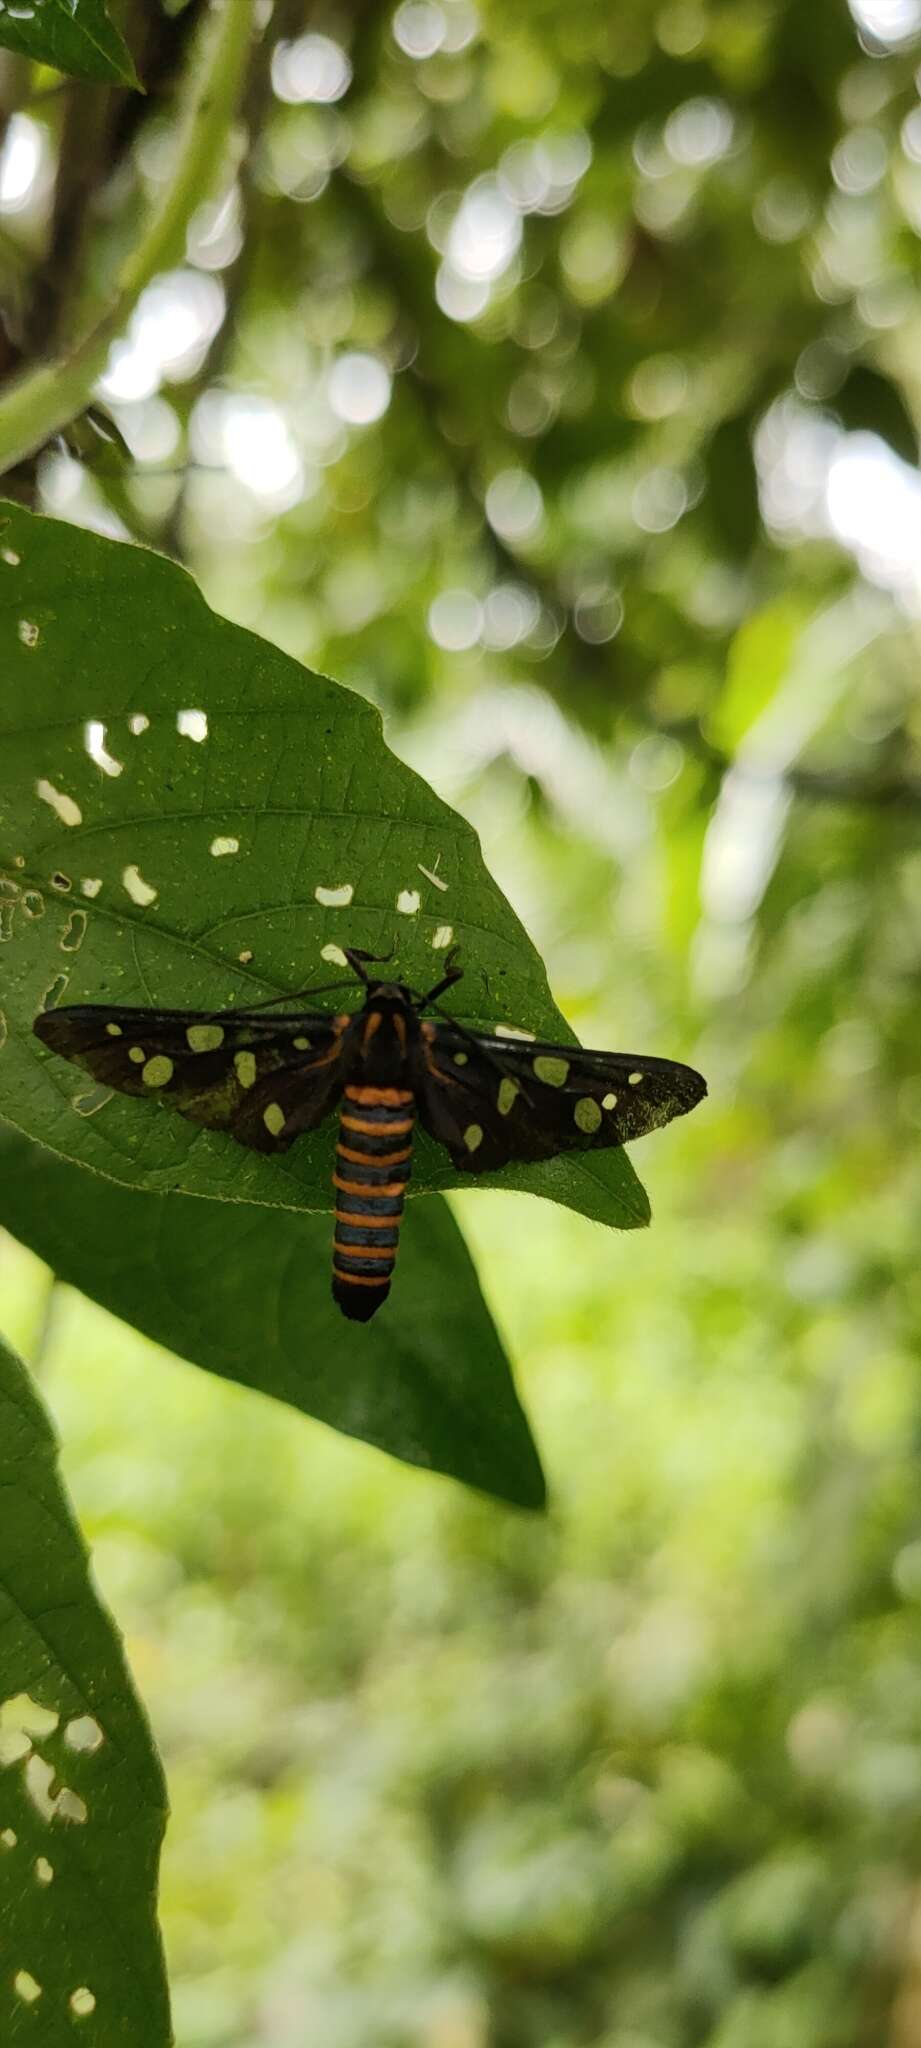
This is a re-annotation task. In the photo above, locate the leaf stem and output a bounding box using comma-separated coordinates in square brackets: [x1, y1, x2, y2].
[0, 0, 253, 478]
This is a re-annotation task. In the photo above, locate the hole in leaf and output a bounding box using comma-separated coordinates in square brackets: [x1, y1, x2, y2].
[431, 925, 454, 949]
[177, 708, 208, 741]
[0, 905, 14, 942]
[238, 948, 253, 964]
[417, 860, 448, 892]
[396, 889, 421, 914]
[0, 876, 19, 900]
[80, 877, 102, 898]
[21, 890, 43, 919]
[0, 1829, 16, 1848]
[24, 1753, 87, 1824]
[122, 865, 158, 907]
[64, 1716, 103, 1754]
[321, 943, 348, 966]
[40, 972, 70, 1011]
[84, 721, 124, 777]
[70, 1989, 96, 2018]
[1, 1694, 59, 1742]
[60, 910, 87, 952]
[128, 713, 149, 735]
[50, 872, 72, 892]
[35, 780, 81, 826]
[0, 1009, 7, 1052]
[34, 1858, 53, 1885]
[18, 618, 39, 648]
[2, 545, 21, 565]
[74, 1083, 114, 1118]
[495, 1024, 535, 1041]
[314, 883, 353, 908]
[209, 836, 239, 857]
[55, 1788, 88, 1825]
[13, 1971, 41, 2004]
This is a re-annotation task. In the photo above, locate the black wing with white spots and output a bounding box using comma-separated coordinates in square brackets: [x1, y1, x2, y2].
[33, 1004, 354, 1154]
[416, 1022, 706, 1173]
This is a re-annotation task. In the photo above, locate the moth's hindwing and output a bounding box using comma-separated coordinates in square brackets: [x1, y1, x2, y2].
[33, 1004, 353, 1153]
[416, 1022, 707, 1172]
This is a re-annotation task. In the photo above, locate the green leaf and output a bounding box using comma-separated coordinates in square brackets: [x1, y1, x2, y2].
[708, 598, 811, 756]
[0, 500, 648, 1232]
[0, 1125, 546, 1509]
[0, 0, 141, 88]
[0, 1328, 169, 2044]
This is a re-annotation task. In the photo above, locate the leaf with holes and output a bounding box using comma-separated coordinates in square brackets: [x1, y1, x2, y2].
[0, 1328, 169, 2044]
[0, 1126, 546, 1509]
[0, 0, 140, 86]
[0, 499, 654, 1236]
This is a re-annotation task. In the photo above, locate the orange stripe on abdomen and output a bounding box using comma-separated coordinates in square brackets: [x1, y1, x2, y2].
[331, 1093, 415, 1322]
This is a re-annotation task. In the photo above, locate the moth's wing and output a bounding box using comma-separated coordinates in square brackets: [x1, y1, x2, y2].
[416, 1021, 706, 1173]
[33, 1004, 354, 1154]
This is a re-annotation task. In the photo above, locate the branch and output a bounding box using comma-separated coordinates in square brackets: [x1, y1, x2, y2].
[0, 0, 253, 479]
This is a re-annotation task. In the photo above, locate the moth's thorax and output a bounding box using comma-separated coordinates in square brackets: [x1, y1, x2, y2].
[354, 988, 418, 1084]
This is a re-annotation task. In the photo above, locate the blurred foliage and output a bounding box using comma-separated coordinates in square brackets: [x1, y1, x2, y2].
[3, 0, 921, 2040]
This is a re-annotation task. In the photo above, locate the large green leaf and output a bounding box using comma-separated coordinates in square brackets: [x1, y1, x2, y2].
[0, 500, 648, 1230]
[0, 1329, 169, 2045]
[0, 1126, 546, 1509]
[0, 0, 140, 87]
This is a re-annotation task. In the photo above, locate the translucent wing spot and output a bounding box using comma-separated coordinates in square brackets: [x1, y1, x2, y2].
[629, 1071, 643, 1086]
[234, 1050, 257, 1088]
[34, 1858, 53, 1885]
[534, 1054, 569, 1087]
[128, 713, 149, 735]
[142, 1055, 174, 1088]
[453, 1050, 468, 1065]
[432, 924, 454, 949]
[64, 1716, 103, 1753]
[0, 1829, 16, 1848]
[14, 1971, 41, 2004]
[396, 889, 421, 914]
[239, 948, 254, 964]
[293, 1036, 310, 1050]
[574, 1096, 602, 1133]
[315, 882, 354, 908]
[60, 909, 88, 952]
[464, 1123, 483, 1151]
[129, 1046, 146, 1064]
[2, 546, 21, 565]
[417, 860, 448, 891]
[21, 890, 43, 918]
[187, 1023, 224, 1052]
[106, 1022, 122, 1037]
[35, 779, 81, 827]
[495, 1023, 535, 1041]
[81, 877, 102, 898]
[70, 1989, 96, 2018]
[498, 1077, 519, 1115]
[122, 864, 157, 907]
[177, 708, 208, 741]
[85, 720, 123, 776]
[263, 1101, 286, 1136]
[50, 872, 72, 891]
[210, 836, 239, 857]
[602, 1091, 618, 1110]
[18, 618, 39, 648]
[321, 943, 348, 966]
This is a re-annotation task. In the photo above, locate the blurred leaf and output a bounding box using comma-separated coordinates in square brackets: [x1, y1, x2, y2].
[0, 1328, 169, 2043]
[0, 501, 648, 1231]
[834, 366, 918, 467]
[709, 599, 810, 755]
[0, 1125, 546, 1509]
[0, 0, 140, 86]
[703, 415, 761, 561]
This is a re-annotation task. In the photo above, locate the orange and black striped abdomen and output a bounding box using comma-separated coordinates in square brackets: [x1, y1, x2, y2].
[332, 1086, 415, 1320]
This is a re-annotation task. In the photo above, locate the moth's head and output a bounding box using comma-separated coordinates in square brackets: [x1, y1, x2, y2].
[366, 980, 414, 1008]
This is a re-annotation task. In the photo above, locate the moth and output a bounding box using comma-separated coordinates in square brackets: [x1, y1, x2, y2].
[33, 949, 706, 1321]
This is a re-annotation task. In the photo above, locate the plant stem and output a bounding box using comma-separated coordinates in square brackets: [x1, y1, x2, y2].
[0, 0, 253, 478]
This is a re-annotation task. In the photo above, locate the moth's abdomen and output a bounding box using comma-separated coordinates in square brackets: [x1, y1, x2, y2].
[332, 1086, 415, 1321]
